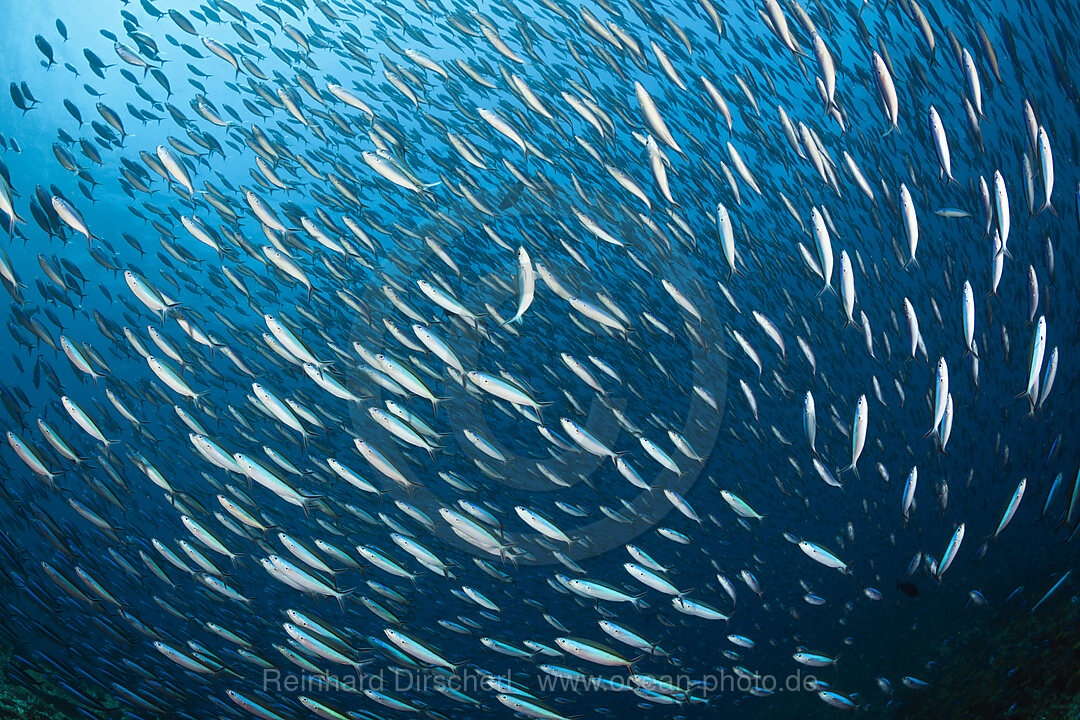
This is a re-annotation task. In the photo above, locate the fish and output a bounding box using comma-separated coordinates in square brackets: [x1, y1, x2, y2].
[503, 246, 536, 325]
[799, 541, 850, 574]
[927, 358, 949, 438]
[872, 51, 899, 134]
[902, 467, 919, 526]
[0, 3, 1071, 720]
[936, 523, 966, 579]
[992, 478, 1026, 538]
[843, 394, 868, 477]
[803, 391, 817, 455]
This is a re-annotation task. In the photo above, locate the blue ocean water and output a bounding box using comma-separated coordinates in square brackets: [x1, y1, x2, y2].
[0, 0, 1077, 718]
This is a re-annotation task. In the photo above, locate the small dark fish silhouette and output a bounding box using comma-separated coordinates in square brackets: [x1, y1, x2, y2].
[498, 182, 525, 210]
[897, 581, 919, 598]
[35, 35, 54, 68]
[9, 83, 31, 113]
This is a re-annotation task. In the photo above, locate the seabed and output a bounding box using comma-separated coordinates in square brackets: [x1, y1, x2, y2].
[883, 597, 1080, 719]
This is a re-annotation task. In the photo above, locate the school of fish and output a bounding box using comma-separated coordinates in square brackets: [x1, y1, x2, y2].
[0, 0, 1077, 717]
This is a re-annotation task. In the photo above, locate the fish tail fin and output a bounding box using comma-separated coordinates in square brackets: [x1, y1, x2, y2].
[501, 544, 521, 568]
[335, 588, 355, 612]
[533, 401, 556, 425]
[191, 390, 209, 412]
[1037, 200, 1058, 217]
[162, 301, 183, 322]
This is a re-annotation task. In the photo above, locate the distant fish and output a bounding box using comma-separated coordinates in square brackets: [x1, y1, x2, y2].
[897, 581, 920, 598]
[34, 35, 55, 68]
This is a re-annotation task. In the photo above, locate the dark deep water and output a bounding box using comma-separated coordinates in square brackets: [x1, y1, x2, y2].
[0, 0, 1078, 718]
